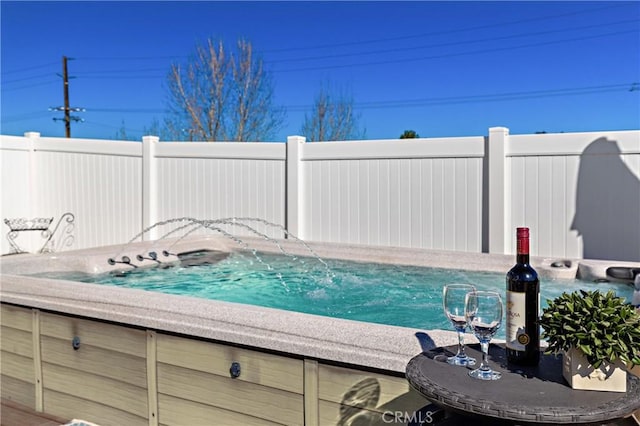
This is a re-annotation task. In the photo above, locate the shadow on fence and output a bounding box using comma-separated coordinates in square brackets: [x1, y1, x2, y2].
[571, 137, 640, 262]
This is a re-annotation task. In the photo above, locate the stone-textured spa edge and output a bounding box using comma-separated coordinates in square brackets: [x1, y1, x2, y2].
[1, 235, 635, 374]
[0, 273, 458, 373]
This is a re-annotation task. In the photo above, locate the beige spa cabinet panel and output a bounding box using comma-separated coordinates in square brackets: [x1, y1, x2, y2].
[317, 364, 432, 426]
[0, 304, 36, 408]
[1, 350, 35, 383]
[40, 334, 147, 388]
[1, 304, 33, 332]
[1, 326, 33, 358]
[42, 362, 148, 417]
[157, 362, 304, 425]
[158, 393, 287, 426]
[39, 312, 149, 422]
[1, 374, 36, 408]
[39, 312, 147, 358]
[44, 388, 148, 426]
[156, 332, 304, 394]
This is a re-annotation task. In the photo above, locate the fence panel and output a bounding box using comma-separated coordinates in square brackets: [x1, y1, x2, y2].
[0, 136, 143, 253]
[507, 131, 640, 261]
[32, 137, 143, 250]
[2, 130, 638, 261]
[153, 142, 286, 241]
[299, 137, 485, 252]
[0, 136, 34, 253]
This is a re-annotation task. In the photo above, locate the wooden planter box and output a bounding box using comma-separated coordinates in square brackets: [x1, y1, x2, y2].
[562, 348, 627, 392]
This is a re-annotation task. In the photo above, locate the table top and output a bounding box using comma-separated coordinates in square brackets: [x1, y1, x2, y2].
[406, 344, 640, 425]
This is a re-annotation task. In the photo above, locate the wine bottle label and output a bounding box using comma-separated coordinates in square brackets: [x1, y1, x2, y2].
[506, 291, 528, 351]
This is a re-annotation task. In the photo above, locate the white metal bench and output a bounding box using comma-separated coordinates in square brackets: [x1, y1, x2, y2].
[4, 212, 75, 254]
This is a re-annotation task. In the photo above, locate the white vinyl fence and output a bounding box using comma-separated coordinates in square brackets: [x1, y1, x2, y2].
[1, 128, 638, 261]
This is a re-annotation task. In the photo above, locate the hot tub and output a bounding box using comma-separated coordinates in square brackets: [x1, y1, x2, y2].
[1, 236, 637, 426]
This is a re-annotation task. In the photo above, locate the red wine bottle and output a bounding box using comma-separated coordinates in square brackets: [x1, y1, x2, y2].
[506, 227, 540, 366]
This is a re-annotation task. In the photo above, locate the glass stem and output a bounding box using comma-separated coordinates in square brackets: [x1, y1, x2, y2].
[457, 330, 466, 357]
[480, 341, 489, 370]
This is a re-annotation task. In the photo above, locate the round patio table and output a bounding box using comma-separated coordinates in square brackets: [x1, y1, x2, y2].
[406, 343, 640, 425]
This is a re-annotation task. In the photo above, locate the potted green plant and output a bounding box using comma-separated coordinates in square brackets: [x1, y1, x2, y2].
[539, 289, 640, 392]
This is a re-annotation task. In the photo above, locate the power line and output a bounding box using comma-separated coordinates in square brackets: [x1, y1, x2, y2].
[67, 4, 635, 64]
[262, 3, 634, 53]
[2, 111, 52, 123]
[1, 61, 59, 75]
[273, 29, 638, 73]
[345, 84, 637, 110]
[6, 83, 635, 133]
[83, 120, 147, 133]
[83, 83, 637, 114]
[66, 26, 638, 80]
[88, 107, 167, 114]
[77, 55, 187, 62]
[2, 73, 59, 84]
[73, 67, 168, 75]
[2, 80, 59, 92]
[76, 74, 166, 80]
[267, 19, 639, 65]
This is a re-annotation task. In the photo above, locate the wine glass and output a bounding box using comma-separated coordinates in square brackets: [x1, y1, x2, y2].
[442, 284, 476, 366]
[465, 290, 503, 380]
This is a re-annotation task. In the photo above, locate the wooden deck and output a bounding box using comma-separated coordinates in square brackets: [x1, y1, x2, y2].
[1, 399, 68, 426]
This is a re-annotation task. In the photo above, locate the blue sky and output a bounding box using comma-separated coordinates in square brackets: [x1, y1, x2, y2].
[2, 1, 639, 141]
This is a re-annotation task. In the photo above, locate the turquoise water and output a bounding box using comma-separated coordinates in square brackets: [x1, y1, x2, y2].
[48, 251, 634, 339]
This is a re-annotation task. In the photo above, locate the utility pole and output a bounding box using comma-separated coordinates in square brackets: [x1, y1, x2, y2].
[50, 56, 84, 138]
[62, 56, 71, 137]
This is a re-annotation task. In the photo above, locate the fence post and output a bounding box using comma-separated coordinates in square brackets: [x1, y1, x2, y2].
[487, 127, 509, 254]
[286, 135, 306, 240]
[24, 132, 40, 252]
[142, 135, 159, 241]
[24, 132, 40, 220]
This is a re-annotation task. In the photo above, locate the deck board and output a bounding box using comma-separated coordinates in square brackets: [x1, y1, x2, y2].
[1, 398, 68, 426]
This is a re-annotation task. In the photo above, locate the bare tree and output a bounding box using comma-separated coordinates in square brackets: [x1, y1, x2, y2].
[143, 117, 172, 140]
[165, 38, 284, 141]
[300, 82, 365, 141]
[114, 120, 131, 141]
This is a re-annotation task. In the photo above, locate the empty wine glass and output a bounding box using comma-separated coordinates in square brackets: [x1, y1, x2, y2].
[442, 284, 476, 366]
[465, 290, 503, 380]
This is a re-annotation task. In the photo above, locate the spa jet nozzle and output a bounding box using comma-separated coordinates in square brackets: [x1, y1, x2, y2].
[107, 255, 138, 268]
[136, 251, 161, 263]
